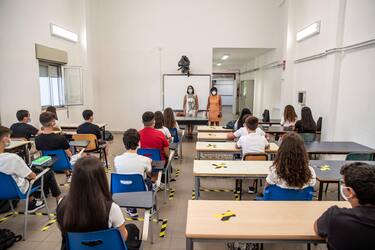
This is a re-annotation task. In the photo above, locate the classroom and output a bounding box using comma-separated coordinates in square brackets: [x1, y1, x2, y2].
[0, 0, 374, 250]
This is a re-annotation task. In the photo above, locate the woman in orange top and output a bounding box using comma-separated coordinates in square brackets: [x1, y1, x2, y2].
[206, 87, 222, 126]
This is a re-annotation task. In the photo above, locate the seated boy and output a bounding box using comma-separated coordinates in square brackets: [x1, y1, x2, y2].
[236, 116, 269, 193]
[114, 129, 152, 217]
[35, 112, 73, 182]
[314, 162, 375, 250]
[139, 111, 170, 163]
[10, 110, 40, 140]
[227, 114, 266, 140]
[0, 126, 61, 212]
[77, 109, 103, 141]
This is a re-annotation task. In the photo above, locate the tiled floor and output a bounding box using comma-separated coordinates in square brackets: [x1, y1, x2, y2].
[2, 107, 338, 250]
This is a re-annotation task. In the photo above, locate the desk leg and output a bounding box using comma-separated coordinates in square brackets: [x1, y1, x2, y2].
[318, 181, 324, 201]
[186, 238, 193, 250]
[197, 152, 201, 160]
[195, 176, 200, 200]
[337, 182, 341, 201]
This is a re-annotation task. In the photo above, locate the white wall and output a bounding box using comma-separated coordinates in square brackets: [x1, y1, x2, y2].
[86, 0, 285, 130]
[0, 0, 94, 128]
[281, 0, 375, 147]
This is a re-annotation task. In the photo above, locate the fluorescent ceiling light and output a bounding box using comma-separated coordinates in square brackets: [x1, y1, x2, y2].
[216, 62, 222, 66]
[51, 24, 78, 43]
[296, 21, 320, 42]
[221, 55, 229, 60]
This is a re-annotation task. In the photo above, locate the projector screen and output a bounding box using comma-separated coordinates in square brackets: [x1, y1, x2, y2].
[163, 74, 211, 111]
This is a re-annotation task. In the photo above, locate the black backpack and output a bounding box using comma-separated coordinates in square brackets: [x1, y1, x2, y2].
[225, 120, 236, 130]
[104, 131, 114, 141]
[0, 229, 22, 250]
[125, 224, 141, 250]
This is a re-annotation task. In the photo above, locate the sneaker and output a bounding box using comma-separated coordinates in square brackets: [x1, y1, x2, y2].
[125, 208, 138, 218]
[248, 186, 256, 194]
[66, 175, 72, 183]
[28, 199, 45, 213]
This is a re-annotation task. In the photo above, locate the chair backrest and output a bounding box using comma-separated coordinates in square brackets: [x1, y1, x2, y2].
[110, 173, 147, 194]
[42, 150, 72, 172]
[0, 173, 25, 200]
[169, 128, 179, 143]
[299, 133, 316, 143]
[67, 228, 127, 250]
[243, 153, 268, 161]
[345, 153, 374, 161]
[137, 148, 161, 161]
[316, 117, 322, 132]
[263, 185, 314, 201]
[73, 134, 97, 151]
[262, 109, 270, 122]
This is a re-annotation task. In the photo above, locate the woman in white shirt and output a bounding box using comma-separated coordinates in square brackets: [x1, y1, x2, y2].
[154, 111, 172, 142]
[57, 157, 133, 250]
[265, 132, 316, 190]
[280, 105, 298, 128]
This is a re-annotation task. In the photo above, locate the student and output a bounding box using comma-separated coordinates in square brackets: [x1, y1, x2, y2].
[163, 107, 180, 131]
[10, 110, 40, 140]
[227, 114, 265, 140]
[35, 112, 72, 182]
[77, 109, 102, 140]
[265, 132, 316, 189]
[234, 108, 252, 130]
[236, 117, 269, 193]
[280, 105, 297, 128]
[0, 126, 61, 212]
[294, 106, 317, 133]
[57, 157, 131, 250]
[46, 106, 60, 128]
[154, 111, 172, 142]
[314, 162, 375, 249]
[206, 87, 222, 126]
[114, 129, 152, 217]
[139, 111, 170, 161]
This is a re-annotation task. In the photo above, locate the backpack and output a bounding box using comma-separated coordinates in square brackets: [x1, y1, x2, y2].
[225, 120, 236, 130]
[0, 229, 22, 250]
[125, 224, 141, 250]
[104, 131, 114, 141]
[0, 201, 19, 214]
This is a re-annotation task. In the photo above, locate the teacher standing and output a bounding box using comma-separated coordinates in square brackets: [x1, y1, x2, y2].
[183, 85, 199, 138]
[206, 87, 222, 126]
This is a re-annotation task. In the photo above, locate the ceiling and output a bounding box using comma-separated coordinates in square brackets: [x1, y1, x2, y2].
[212, 48, 274, 72]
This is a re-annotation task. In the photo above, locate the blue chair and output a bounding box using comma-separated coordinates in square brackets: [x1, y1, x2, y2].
[111, 173, 148, 194]
[137, 148, 162, 161]
[169, 128, 180, 143]
[42, 149, 72, 173]
[0, 169, 52, 240]
[258, 185, 314, 201]
[67, 228, 127, 250]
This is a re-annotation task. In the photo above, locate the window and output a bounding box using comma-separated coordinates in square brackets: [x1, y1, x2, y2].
[39, 63, 83, 107]
[39, 63, 65, 107]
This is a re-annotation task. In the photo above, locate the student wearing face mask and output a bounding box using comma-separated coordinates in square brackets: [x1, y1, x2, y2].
[314, 162, 375, 250]
[206, 87, 222, 126]
[183, 85, 199, 138]
[10, 110, 40, 140]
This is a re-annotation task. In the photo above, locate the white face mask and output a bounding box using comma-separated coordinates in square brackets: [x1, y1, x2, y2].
[212, 91, 217, 95]
[340, 185, 352, 201]
[188, 89, 193, 94]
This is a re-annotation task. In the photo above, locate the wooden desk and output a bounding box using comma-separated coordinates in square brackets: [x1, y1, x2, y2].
[193, 160, 272, 199]
[60, 123, 107, 139]
[197, 132, 230, 141]
[195, 142, 279, 159]
[197, 126, 233, 133]
[258, 119, 281, 126]
[175, 116, 208, 126]
[263, 126, 293, 135]
[310, 160, 375, 200]
[305, 141, 375, 155]
[186, 200, 350, 250]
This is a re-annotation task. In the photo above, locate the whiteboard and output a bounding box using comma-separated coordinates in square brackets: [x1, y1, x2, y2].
[163, 74, 211, 111]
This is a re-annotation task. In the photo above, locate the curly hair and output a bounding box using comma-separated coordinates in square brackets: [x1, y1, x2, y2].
[272, 132, 312, 188]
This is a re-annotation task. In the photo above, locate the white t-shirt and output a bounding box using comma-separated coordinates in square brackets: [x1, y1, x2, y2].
[280, 117, 296, 127]
[157, 127, 172, 140]
[233, 127, 265, 138]
[0, 153, 32, 193]
[108, 202, 125, 228]
[114, 152, 152, 178]
[266, 165, 317, 189]
[236, 133, 269, 155]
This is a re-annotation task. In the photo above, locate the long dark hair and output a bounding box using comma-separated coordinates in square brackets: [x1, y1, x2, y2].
[46, 106, 58, 120]
[273, 132, 312, 188]
[237, 108, 252, 129]
[57, 157, 112, 233]
[163, 107, 176, 129]
[283, 105, 297, 123]
[154, 111, 164, 129]
[300, 107, 316, 131]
